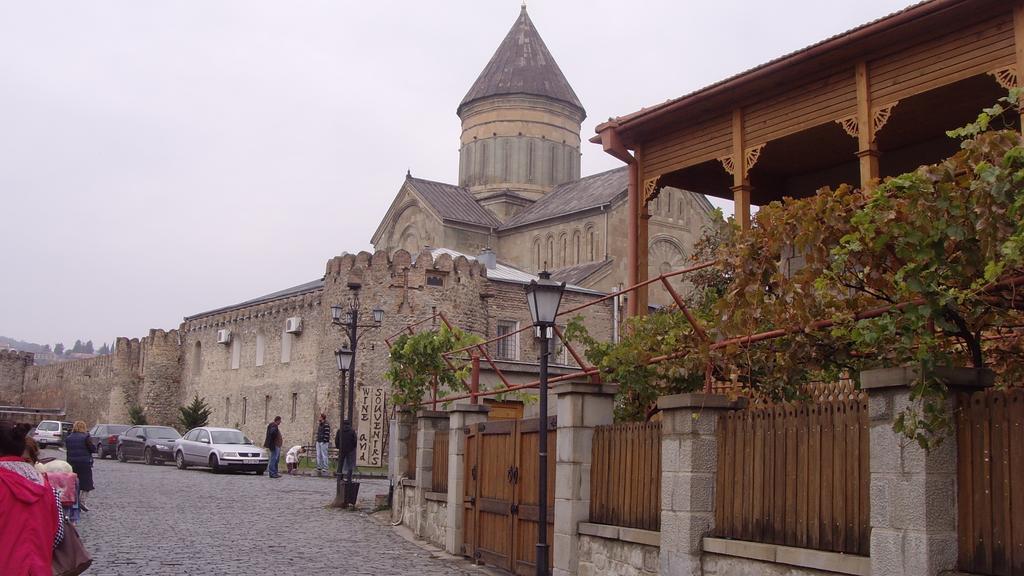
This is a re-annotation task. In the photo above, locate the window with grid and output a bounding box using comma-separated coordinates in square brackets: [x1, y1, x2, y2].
[495, 321, 519, 361]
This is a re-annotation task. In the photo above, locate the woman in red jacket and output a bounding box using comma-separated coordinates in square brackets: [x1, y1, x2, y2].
[0, 421, 64, 575]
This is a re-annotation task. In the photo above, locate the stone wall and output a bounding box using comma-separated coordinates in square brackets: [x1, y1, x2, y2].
[421, 496, 448, 549]
[0, 350, 33, 405]
[577, 534, 658, 576]
[701, 553, 851, 576]
[180, 288, 326, 444]
[19, 337, 142, 425]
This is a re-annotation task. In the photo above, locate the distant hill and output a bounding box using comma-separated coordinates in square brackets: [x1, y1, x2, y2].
[0, 336, 49, 354]
[1, 336, 110, 366]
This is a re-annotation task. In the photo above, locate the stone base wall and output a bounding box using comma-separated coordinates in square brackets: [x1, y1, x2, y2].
[577, 534, 658, 576]
[421, 497, 448, 549]
[398, 483, 417, 528]
[702, 553, 852, 576]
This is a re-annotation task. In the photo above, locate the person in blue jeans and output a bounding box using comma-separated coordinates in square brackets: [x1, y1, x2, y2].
[315, 414, 330, 475]
[263, 416, 283, 478]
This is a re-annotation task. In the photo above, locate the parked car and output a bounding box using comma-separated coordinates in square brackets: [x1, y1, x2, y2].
[116, 425, 181, 465]
[89, 423, 131, 459]
[175, 427, 268, 475]
[31, 420, 72, 448]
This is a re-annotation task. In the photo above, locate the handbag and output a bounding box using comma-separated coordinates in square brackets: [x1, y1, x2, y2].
[52, 520, 92, 576]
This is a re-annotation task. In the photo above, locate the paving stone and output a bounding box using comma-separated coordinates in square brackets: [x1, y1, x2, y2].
[74, 456, 473, 575]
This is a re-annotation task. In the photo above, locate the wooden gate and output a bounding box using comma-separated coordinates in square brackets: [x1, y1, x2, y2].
[462, 416, 556, 575]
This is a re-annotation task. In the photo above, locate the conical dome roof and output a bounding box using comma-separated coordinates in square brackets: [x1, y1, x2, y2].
[458, 7, 584, 117]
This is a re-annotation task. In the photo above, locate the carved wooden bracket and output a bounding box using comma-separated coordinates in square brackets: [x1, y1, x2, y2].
[745, 145, 764, 172]
[836, 116, 859, 138]
[990, 66, 1018, 90]
[872, 102, 898, 136]
[643, 176, 662, 203]
[718, 155, 735, 176]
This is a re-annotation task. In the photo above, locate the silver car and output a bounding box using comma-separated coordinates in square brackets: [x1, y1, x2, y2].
[174, 427, 268, 475]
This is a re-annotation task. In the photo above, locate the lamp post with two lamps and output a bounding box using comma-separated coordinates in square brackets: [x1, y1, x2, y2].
[330, 281, 383, 508]
[524, 270, 565, 576]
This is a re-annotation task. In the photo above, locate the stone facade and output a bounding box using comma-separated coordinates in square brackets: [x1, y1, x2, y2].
[578, 534, 658, 576]
[1, 248, 612, 457]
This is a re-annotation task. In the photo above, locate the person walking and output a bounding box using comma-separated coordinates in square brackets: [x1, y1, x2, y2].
[0, 421, 64, 575]
[64, 421, 95, 512]
[335, 421, 357, 480]
[314, 414, 330, 476]
[263, 416, 283, 478]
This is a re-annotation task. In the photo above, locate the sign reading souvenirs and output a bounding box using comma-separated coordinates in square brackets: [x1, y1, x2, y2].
[356, 385, 387, 467]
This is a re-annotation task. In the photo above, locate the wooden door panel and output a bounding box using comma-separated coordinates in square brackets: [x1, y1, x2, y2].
[462, 427, 478, 559]
[474, 420, 517, 571]
[512, 417, 556, 575]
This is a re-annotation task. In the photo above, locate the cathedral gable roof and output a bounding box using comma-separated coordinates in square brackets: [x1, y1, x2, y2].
[499, 167, 629, 230]
[406, 176, 502, 228]
[459, 7, 584, 115]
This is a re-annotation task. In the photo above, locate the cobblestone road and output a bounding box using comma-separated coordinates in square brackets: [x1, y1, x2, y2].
[65, 454, 473, 575]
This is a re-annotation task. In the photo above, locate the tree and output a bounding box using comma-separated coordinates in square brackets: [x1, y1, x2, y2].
[71, 340, 83, 354]
[178, 394, 212, 431]
[128, 405, 147, 425]
[98, 343, 110, 355]
[385, 324, 481, 408]
[84, 340, 94, 354]
[54, 343, 64, 356]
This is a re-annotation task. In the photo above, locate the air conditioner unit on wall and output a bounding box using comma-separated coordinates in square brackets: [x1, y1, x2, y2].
[216, 329, 232, 345]
[285, 317, 303, 334]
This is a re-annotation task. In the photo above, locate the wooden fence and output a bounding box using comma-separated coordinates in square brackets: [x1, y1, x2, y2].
[714, 398, 869, 556]
[590, 422, 662, 531]
[956, 388, 1024, 575]
[432, 430, 450, 493]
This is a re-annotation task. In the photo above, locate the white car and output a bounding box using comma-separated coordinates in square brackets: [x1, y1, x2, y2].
[174, 427, 268, 475]
[31, 420, 72, 448]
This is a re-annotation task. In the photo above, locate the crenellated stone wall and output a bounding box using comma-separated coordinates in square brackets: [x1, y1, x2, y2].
[0, 350, 33, 405]
[17, 337, 142, 424]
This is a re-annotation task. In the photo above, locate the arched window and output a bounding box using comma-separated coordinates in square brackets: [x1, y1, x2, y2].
[559, 234, 567, 268]
[546, 236, 554, 270]
[587, 227, 596, 261]
[572, 231, 581, 265]
[533, 238, 542, 271]
[255, 332, 266, 367]
[192, 341, 202, 377]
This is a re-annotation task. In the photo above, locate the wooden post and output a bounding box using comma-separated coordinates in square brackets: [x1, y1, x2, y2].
[627, 162, 640, 317]
[855, 61, 880, 188]
[470, 353, 480, 405]
[731, 108, 753, 230]
[1014, 1, 1024, 127]
[636, 153, 650, 315]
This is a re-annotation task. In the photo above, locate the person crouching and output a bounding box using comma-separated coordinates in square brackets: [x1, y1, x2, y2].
[285, 445, 306, 475]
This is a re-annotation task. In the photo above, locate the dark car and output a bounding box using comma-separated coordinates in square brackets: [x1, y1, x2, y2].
[117, 425, 181, 465]
[88, 423, 131, 459]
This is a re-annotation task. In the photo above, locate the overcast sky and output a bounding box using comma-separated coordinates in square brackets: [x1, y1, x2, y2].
[0, 0, 917, 348]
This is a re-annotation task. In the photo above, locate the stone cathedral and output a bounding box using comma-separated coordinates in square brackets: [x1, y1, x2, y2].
[371, 6, 714, 302]
[0, 6, 714, 451]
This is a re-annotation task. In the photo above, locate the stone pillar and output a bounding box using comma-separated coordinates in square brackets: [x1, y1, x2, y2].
[445, 404, 490, 555]
[552, 382, 618, 576]
[658, 393, 742, 576]
[389, 410, 416, 484]
[861, 367, 991, 576]
[414, 410, 449, 537]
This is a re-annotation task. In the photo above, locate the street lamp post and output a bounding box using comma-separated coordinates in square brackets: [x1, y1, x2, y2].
[525, 271, 565, 576]
[330, 281, 383, 508]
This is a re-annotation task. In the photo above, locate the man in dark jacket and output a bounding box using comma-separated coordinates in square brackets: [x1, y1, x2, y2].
[263, 416, 283, 478]
[315, 414, 331, 475]
[335, 421, 357, 480]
